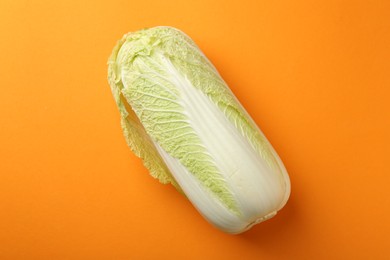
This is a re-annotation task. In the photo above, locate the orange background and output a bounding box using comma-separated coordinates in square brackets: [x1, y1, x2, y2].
[1, 0, 389, 259]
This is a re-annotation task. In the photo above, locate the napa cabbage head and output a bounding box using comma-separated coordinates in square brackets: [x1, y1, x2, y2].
[108, 26, 290, 234]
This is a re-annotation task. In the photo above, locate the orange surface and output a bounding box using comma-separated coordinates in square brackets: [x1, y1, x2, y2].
[1, 0, 389, 259]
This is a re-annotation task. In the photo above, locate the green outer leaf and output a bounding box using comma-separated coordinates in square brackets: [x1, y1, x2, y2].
[108, 37, 181, 191]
